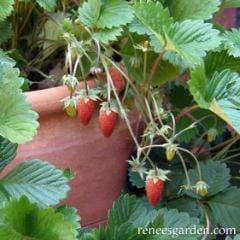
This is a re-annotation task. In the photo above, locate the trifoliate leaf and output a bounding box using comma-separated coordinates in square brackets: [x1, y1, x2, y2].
[0, 21, 12, 44]
[0, 136, 17, 172]
[79, 0, 134, 29]
[57, 206, 81, 237]
[165, 20, 221, 66]
[0, 197, 76, 240]
[0, 160, 70, 207]
[186, 160, 231, 198]
[222, 29, 240, 57]
[222, 0, 240, 7]
[93, 27, 123, 44]
[36, 0, 57, 11]
[205, 50, 240, 77]
[189, 65, 240, 133]
[0, 63, 38, 144]
[207, 187, 240, 230]
[0, 0, 14, 21]
[130, 1, 173, 51]
[167, 0, 221, 21]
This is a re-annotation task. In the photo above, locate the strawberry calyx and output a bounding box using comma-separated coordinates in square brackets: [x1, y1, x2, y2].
[146, 168, 171, 183]
[62, 74, 79, 92]
[127, 157, 147, 180]
[100, 100, 119, 115]
[76, 88, 101, 102]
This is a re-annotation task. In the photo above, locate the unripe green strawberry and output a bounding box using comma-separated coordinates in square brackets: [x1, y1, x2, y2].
[63, 97, 77, 118]
[207, 128, 218, 143]
[166, 144, 177, 161]
[195, 181, 209, 197]
[65, 105, 77, 118]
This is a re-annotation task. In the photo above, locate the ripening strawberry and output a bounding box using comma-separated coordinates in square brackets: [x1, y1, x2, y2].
[99, 110, 118, 137]
[99, 101, 119, 137]
[145, 179, 164, 207]
[110, 68, 125, 93]
[76, 88, 100, 126]
[77, 98, 95, 126]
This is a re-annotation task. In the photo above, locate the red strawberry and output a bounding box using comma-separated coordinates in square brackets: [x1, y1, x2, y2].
[99, 101, 119, 137]
[110, 68, 125, 93]
[99, 110, 118, 137]
[145, 179, 164, 207]
[77, 98, 95, 126]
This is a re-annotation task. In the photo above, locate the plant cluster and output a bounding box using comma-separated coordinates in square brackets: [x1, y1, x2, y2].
[1, 0, 240, 239]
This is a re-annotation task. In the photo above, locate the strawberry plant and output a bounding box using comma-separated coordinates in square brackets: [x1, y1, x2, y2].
[2, 0, 240, 239]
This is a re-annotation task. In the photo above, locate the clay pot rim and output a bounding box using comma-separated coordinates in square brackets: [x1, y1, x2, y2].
[24, 80, 95, 116]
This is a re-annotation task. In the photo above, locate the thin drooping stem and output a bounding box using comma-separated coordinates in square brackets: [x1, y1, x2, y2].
[101, 56, 140, 148]
[178, 147, 202, 181]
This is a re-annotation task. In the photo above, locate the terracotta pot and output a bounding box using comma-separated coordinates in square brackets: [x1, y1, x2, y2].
[2, 81, 137, 227]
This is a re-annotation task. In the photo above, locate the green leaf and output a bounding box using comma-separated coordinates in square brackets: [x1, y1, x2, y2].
[207, 187, 240, 230]
[222, 29, 240, 57]
[165, 20, 221, 66]
[0, 0, 14, 21]
[0, 50, 15, 65]
[0, 197, 76, 240]
[146, 208, 201, 239]
[226, 234, 240, 240]
[57, 206, 81, 237]
[0, 136, 17, 171]
[169, 85, 194, 109]
[0, 160, 70, 207]
[79, 0, 134, 29]
[222, 0, 240, 7]
[186, 160, 231, 198]
[0, 62, 38, 144]
[128, 169, 145, 189]
[93, 27, 123, 44]
[0, 21, 12, 44]
[107, 194, 145, 229]
[175, 109, 226, 144]
[81, 194, 202, 239]
[205, 50, 240, 76]
[36, 0, 57, 11]
[189, 66, 240, 133]
[167, 197, 201, 218]
[122, 37, 179, 86]
[130, 1, 173, 51]
[166, 0, 221, 21]
[78, 0, 102, 28]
